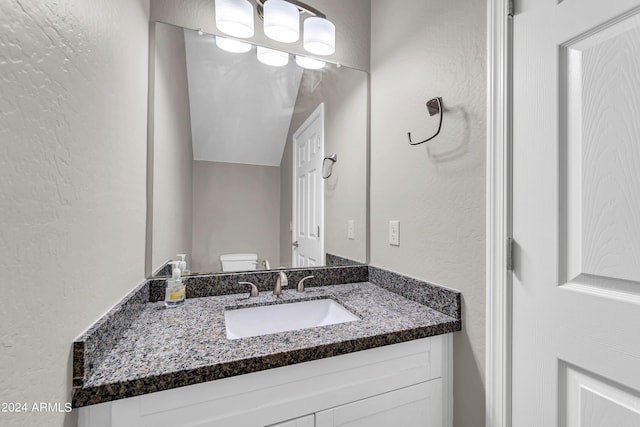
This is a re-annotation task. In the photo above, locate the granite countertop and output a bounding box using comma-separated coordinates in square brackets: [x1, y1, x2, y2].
[73, 278, 461, 406]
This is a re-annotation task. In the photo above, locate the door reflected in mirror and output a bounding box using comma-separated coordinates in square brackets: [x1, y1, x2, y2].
[149, 23, 368, 277]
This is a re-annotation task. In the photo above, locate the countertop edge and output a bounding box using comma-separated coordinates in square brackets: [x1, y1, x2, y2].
[72, 319, 461, 408]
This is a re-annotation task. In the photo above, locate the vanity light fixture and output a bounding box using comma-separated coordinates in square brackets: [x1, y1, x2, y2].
[214, 0, 336, 56]
[215, 0, 255, 39]
[295, 55, 325, 70]
[216, 36, 252, 53]
[257, 46, 289, 67]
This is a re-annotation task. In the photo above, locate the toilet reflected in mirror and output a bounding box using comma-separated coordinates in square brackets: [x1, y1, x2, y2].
[220, 253, 259, 273]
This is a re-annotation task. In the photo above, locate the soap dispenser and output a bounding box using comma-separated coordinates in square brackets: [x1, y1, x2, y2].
[176, 254, 189, 276]
[165, 261, 186, 308]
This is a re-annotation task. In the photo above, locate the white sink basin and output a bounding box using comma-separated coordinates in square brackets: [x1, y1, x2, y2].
[224, 299, 359, 340]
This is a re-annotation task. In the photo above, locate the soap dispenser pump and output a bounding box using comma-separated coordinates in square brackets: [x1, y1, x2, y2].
[165, 261, 186, 308]
[176, 254, 188, 276]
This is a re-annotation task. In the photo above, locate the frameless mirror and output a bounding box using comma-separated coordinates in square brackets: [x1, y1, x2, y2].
[148, 22, 368, 276]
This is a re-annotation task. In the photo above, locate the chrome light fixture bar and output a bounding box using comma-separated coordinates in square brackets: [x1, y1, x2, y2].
[216, 0, 335, 57]
[256, 0, 326, 20]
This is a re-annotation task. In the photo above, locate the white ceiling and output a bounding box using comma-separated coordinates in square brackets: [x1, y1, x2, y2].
[183, 29, 303, 167]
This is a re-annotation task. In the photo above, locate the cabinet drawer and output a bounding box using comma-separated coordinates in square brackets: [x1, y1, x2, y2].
[268, 414, 315, 427]
[316, 380, 442, 427]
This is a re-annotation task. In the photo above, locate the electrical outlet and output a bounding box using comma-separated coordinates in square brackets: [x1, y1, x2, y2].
[347, 220, 355, 240]
[389, 220, 400, 246]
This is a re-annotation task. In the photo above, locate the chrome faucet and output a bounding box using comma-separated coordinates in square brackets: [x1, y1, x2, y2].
[239, 281, 258, 298]
[273, 271, 288, 298]
[296, 275, 315, 293]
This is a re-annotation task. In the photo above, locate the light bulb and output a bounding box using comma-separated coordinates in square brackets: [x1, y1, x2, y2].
[263, 0, 300, 43]
[216, 36, 252, 53]
[295, 55, 325, 70]
[257, 46, 289, 67]
[215, 0, 254, 39]
[303, 17, 335, 56]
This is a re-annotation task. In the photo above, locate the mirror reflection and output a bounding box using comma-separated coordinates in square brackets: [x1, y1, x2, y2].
[150, 23, 368, 276]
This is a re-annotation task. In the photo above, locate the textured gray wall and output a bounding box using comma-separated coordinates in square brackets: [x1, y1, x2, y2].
[191, 161, 281, 272]
[370, 1, 487, 426]
[0, 1, 150, 426]
[151, 23, 194, 273]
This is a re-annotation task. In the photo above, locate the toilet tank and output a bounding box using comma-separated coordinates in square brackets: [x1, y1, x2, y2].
[220, 253, 259, 272]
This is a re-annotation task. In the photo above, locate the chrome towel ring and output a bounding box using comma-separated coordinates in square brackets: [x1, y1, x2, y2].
[322, 153, 337, 179]
[407, 97, 443, 145]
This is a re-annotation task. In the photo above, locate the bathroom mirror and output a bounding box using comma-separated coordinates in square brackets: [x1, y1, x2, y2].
[148, 22, 368, 276]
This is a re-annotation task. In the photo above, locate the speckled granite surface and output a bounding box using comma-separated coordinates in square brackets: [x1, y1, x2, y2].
[147, 264, 369, 302]
[368, 266, 462, 319]
[72, 281, 461, 407]
[325, 253, 365, 267]
[73, 281, 149, 390]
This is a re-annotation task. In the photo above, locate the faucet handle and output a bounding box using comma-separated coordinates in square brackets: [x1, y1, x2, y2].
[273, 271, 288, 298]
[239, 281, 258, 298]
[296, 275, 315, 293]
[279, 271, 288, 287]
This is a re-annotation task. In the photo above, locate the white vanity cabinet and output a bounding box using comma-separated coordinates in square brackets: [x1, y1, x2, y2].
[78, 335, 452, 427]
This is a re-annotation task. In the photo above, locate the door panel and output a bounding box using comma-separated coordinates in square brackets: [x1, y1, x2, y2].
[512, 1, 640, 426]
[293, 104, 324, 267]
[562, 363, 640, 427]
[298, 173, 307, 239]
[561, 11, 640, 289]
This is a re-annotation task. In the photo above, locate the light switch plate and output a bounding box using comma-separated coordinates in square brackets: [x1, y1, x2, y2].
[347, 220, 355, 240]
[389, 220, 400, 246]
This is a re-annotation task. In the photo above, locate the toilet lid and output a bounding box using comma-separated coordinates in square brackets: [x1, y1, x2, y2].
[220, 253, 258, 261]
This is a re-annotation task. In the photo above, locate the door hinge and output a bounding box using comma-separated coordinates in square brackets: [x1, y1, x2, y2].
[506, 237, 514, 271]
[508, 0, 514, 17]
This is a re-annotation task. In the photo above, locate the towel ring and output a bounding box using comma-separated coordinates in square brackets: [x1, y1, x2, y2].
[407, 97, 443, 145]
[322, 154, 337, 179]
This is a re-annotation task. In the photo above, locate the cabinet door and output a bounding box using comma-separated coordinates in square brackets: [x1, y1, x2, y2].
[315, 380, 441, 427]
[269, 414, 315, 427]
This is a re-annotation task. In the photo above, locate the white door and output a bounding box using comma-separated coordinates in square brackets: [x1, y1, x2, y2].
[512, 1, 640, 426]
[292, 103, 324, 268]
